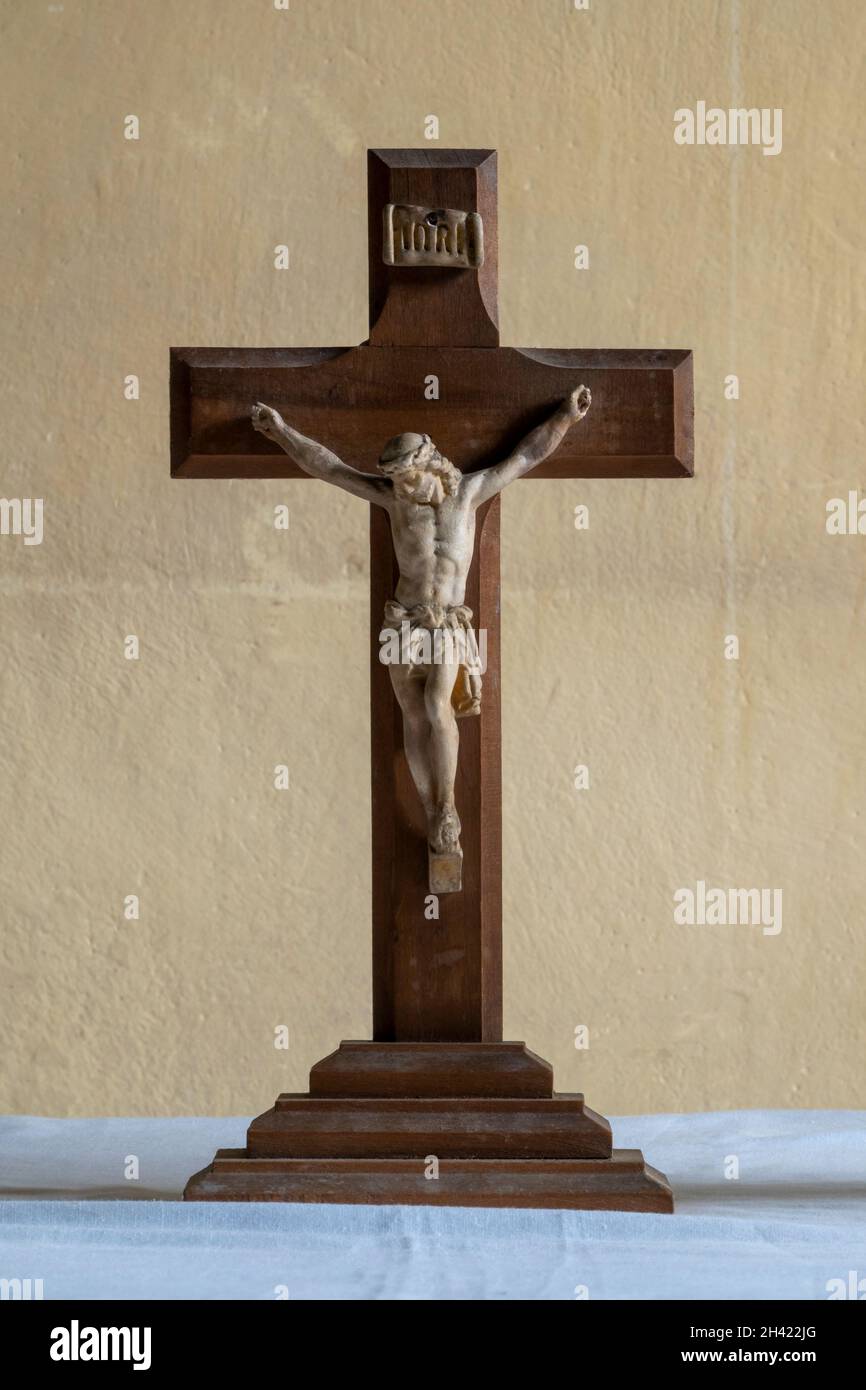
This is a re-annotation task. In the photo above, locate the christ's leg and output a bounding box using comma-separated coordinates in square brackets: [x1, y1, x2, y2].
[388, 662, 435, 823]
[423, 660, 461, 854]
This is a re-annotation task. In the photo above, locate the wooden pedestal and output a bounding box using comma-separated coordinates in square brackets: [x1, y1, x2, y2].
[184, 1043, 673, 1211]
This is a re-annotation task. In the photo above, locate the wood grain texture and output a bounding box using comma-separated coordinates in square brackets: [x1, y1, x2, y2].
[371, 499, 502, 1041]
[309, 1041, 553, 1097]
[170, 345, 693, 479]
[184, 1149, 673, 1211]
[247, 1096, 611, 1159]
[184, 1043, 668, 1209]
[368, 149, 499, 347]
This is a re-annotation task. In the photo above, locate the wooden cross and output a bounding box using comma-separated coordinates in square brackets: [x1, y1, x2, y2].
[176, 150, 692, 1209]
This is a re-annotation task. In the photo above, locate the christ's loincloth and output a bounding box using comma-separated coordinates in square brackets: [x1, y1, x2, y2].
[382, 599, 482, 718]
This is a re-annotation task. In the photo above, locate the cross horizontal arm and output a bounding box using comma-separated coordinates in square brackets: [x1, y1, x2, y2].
[170, 346, 693, 481]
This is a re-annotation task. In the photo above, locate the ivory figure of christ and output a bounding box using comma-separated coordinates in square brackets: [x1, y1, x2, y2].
[252, 385, 591, 889]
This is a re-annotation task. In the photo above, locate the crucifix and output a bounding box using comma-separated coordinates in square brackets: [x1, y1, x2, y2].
[250, 382, 592, 894]
[175, 150, 693, 1210]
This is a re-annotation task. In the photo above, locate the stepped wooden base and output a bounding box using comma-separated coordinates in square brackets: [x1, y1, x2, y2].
[184, 1042, 673, 1212]
[309, 1041, 554, 1098]
[185, 1151, 672, 1210]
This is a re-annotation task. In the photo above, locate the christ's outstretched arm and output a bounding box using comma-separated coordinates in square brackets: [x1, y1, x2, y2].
[252, 402, 392, 506]
[463, 385, 591, 507]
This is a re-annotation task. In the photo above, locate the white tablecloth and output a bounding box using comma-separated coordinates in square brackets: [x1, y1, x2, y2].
[1, 1111, 863, 1300]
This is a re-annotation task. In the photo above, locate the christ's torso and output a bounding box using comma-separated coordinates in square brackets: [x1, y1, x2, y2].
[388, 483, 476, 609]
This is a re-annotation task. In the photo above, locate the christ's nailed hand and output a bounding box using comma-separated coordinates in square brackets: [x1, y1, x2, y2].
[566, 385, 592, 421]
[252, 401, 285, 440]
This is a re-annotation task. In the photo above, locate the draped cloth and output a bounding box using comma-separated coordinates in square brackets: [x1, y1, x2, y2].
[382, 599, 482, 718]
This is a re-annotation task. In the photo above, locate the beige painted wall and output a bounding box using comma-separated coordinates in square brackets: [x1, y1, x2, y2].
[1, 0, 864, 1117]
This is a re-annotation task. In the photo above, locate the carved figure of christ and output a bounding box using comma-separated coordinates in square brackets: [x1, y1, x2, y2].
[251, 384, 591, 887]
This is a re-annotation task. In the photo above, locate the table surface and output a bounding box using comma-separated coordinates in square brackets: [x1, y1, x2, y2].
[1, 1110, 864, 1300]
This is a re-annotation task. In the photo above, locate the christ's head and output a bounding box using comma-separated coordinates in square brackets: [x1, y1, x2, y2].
[377, 433, 461, 504]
